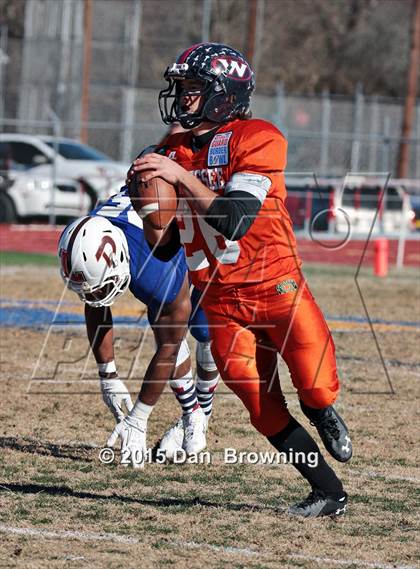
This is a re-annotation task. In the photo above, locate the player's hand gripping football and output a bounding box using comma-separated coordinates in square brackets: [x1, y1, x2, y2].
[129, 153, 188, 186]
[100, 378, 134, 423]
[106, 415, 147, 469]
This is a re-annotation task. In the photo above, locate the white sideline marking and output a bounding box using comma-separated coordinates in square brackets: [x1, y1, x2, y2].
[176, 540, 258, 557]
[1, 525, 417, 566]
[288, 554, 416, 569]
[0, 524, 139, 545]
[347, 469, 420, 485]
[0, 524, 258, 557]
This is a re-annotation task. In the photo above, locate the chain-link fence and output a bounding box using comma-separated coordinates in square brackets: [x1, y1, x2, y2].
[2, 89, 420, 178]
[1, 0, 419, 178]
[1, 0, 419, 243]
[0, 0, 420, 178]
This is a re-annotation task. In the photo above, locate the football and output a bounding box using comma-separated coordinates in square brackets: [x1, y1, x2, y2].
[129, 172, 178, 229]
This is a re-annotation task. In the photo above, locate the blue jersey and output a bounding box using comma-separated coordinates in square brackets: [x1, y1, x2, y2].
[91, 188, 209, 342]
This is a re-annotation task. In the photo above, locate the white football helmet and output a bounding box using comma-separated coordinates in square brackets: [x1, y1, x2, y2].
[58, 216, 131, 307]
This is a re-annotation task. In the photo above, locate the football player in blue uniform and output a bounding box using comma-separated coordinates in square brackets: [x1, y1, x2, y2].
[58, 187, 219, 468]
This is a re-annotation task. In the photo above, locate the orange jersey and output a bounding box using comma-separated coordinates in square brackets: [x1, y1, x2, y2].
[162, 119, 300, 290]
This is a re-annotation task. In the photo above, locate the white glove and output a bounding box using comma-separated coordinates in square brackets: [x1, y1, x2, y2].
[100, 378, 133, 423]
[106, 416, 147, 469]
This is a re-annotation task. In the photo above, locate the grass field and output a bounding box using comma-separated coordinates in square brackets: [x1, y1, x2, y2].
[0, 255, 419, 568]
[0, 252, 58, 267]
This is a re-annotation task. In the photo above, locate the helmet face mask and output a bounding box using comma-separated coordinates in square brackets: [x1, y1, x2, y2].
[80, 273, 131, 307]
[160, 75, 226, 129]
[58, 216, 131, 308]
[159, 43, 255, 129]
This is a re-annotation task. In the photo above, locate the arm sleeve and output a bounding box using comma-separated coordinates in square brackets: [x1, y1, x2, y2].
[205, 124, 287, 240]
[204, 190, 262, 241]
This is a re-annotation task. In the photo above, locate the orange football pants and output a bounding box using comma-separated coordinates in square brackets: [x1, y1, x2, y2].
[201, 268, 340, 437]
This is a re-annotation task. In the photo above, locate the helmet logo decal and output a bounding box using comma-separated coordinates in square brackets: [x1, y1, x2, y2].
[63, 216, 91, 276]
[95, 236, 117, 267]
[60, 249, 86, 283]
[211, 57, 251, 80]
[159, 43, 254, 127]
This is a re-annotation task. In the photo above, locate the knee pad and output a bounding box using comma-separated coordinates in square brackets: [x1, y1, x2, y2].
[196, 341, 218, 373]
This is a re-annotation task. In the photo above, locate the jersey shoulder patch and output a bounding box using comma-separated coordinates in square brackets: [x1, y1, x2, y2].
[207, 131, 233, 167]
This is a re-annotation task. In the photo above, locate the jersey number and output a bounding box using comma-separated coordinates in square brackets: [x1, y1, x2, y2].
[177, 201, 240, 271]
[96, 193, 143, 229]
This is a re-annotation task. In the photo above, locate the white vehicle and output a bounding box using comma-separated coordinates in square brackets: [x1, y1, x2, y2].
[0, 170, 90, 222]
[335, 178, 414, 235]
[284, 175, 415, 235]
[0, 134, 128, 208]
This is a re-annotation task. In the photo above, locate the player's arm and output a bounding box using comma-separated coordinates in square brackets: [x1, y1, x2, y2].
[205, 126, 288, 238]
[131, 154, 268, 241]
[85, 304, 113, 363]
[203, 177, 266, 240]
[85, 304, 133, 422]
[106, 277, 191, 468]
[131, 153, 216, 215]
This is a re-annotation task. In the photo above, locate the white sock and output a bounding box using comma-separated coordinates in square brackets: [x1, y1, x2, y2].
[130, 399, 154, 424]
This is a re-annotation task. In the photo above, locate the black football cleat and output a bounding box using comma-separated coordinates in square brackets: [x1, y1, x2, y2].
[288, 490, 348, 518]
[309, 406, 352, 463]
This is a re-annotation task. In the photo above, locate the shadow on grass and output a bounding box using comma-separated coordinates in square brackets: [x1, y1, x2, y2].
[0, 437, 175, 465]
[0, 436, 95, 463]
[0, 482, 283, 514]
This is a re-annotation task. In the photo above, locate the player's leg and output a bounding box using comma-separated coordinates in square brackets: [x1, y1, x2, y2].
[265, 277, 352, 463]
[160, 286, 220, 458]
[205, 301, 347, 518]
[158, 339, 192, 459]
[267, 420, 347, 518]
[167, 340, 200, 417]
[203, 304, 291, 437]
[251, 335, 347, 518]
[149, 278, 206, 457]
[158, 350, 217, 459]
[190, 287, 220, 426]
[196, 342, 219, 424]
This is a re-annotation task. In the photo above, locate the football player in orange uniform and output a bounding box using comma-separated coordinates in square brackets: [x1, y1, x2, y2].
[130, 43, 352, 518]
